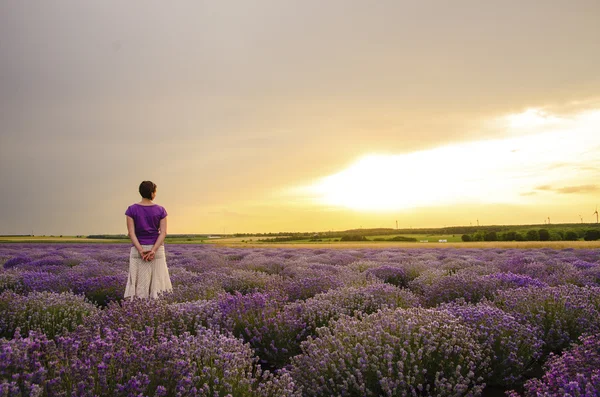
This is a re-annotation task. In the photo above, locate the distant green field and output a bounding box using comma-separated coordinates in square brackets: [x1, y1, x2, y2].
[165, 236, 209, 244]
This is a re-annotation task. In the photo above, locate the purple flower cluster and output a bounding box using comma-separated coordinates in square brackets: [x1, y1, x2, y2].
[0, 290, 98, 339]
[2, 256, 32, 269]
[510, 334, 600, 397]
[221, 269, 283, 295]
[366, 264, 409, 287]
[292, 307, 489, 396]
[498, 257, 593, 286]
[289, 282, 421, 332]
[493, 285, 600, 354]
[411, 272, 501, 307]
[83, 297, 201, 337]
[483, 272, 549, 289]
[440, 301, 543, 386]
[0, 247, 128, 306]
[210, 291, 303, 368]
[0, 328, 300, 396]
[0, 271, 24, 293]
[278, 263, 368, 301]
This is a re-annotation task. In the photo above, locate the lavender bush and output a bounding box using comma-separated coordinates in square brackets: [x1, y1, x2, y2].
[71, 274, 127, 306]
[292, 307, 489, 396]
[221, 269, 283, 295]
[0, 328, 300, 397]
[19, 270, 73, 293]
[509, 334, 600, 397]
[493, 285, 600, 354]
[83, 297, 199, 337]
[0, 331, 61, 396]
[210, 291, 303, 368]
[365, 264, 410, 287]
[0, 290, 99, 339]
[440, 301, 543, 386]
[161, 268, 224, 303]
[2, 256, 32, 269]
[412, 272, 501, 307]
[483, 272, 548, 290]
[289, 282, 421, 332]
[244, 283, 424, 368]
[0, 271, 24, 293]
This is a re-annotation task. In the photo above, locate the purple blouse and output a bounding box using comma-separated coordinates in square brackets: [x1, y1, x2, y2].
[125, 204, 168, 245]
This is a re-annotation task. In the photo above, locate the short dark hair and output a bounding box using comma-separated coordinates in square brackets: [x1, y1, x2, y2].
[139, 181, 157, 200]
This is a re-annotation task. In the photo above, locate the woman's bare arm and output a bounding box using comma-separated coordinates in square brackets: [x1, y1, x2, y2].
[126, 216, 148, 259]
[149, 217, 167, 257]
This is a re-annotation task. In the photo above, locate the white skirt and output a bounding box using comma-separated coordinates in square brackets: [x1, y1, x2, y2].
[124, 245, 173, 299]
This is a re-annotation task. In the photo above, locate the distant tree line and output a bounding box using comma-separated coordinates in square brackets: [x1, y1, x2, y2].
[373, 236, 418, 242]
[258, 236, 308, 242]
[87, 234, 129, 239]
[340, 235, 369, 241]
[461, 228, 600, 242]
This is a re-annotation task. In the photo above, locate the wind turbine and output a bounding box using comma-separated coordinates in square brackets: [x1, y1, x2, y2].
[579, 214, 583, 223]
[547, 216, 551, 225]
[594, 206, 599, 224]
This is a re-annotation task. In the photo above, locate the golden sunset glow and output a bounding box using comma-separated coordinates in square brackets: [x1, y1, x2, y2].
[294, 108, 600, 213]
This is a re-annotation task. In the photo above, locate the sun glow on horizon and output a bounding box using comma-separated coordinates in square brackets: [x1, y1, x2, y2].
[505, 108, 563, 130]
[293, 108, 600, 212]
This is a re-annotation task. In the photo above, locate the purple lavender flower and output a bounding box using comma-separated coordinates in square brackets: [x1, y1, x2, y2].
[411, 272, 501, 307]
[513, 334, 600, 396]
[292, 307, 489, 396]
[494, 285, 600, 355]
[441, 301, 543, 386]
[484, 272, 549, 289]
[366, 264, 409, 287]
[2, 256, 32, 269]
[72, 274, 127, 306]
[0, 290, 98, 339]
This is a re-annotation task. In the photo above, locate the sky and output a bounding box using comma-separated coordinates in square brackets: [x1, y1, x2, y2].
[1, 0, 600, 235]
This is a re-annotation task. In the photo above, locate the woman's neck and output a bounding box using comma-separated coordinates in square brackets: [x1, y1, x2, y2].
[140, 199, 154, 205]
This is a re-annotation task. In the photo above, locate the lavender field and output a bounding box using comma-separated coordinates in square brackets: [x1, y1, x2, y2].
[1, 244, 599, 396]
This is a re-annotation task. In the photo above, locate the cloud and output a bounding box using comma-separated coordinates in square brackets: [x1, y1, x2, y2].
[578, 165, 600, 173]
[555, 185, 599, 194]
[534, 184, 599, 195]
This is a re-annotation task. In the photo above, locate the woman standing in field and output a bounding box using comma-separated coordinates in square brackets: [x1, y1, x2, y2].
[124, 180, 172, 299]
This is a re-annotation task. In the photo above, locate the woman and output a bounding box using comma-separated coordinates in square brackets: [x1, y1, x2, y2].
[124, 180, 172, 299]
